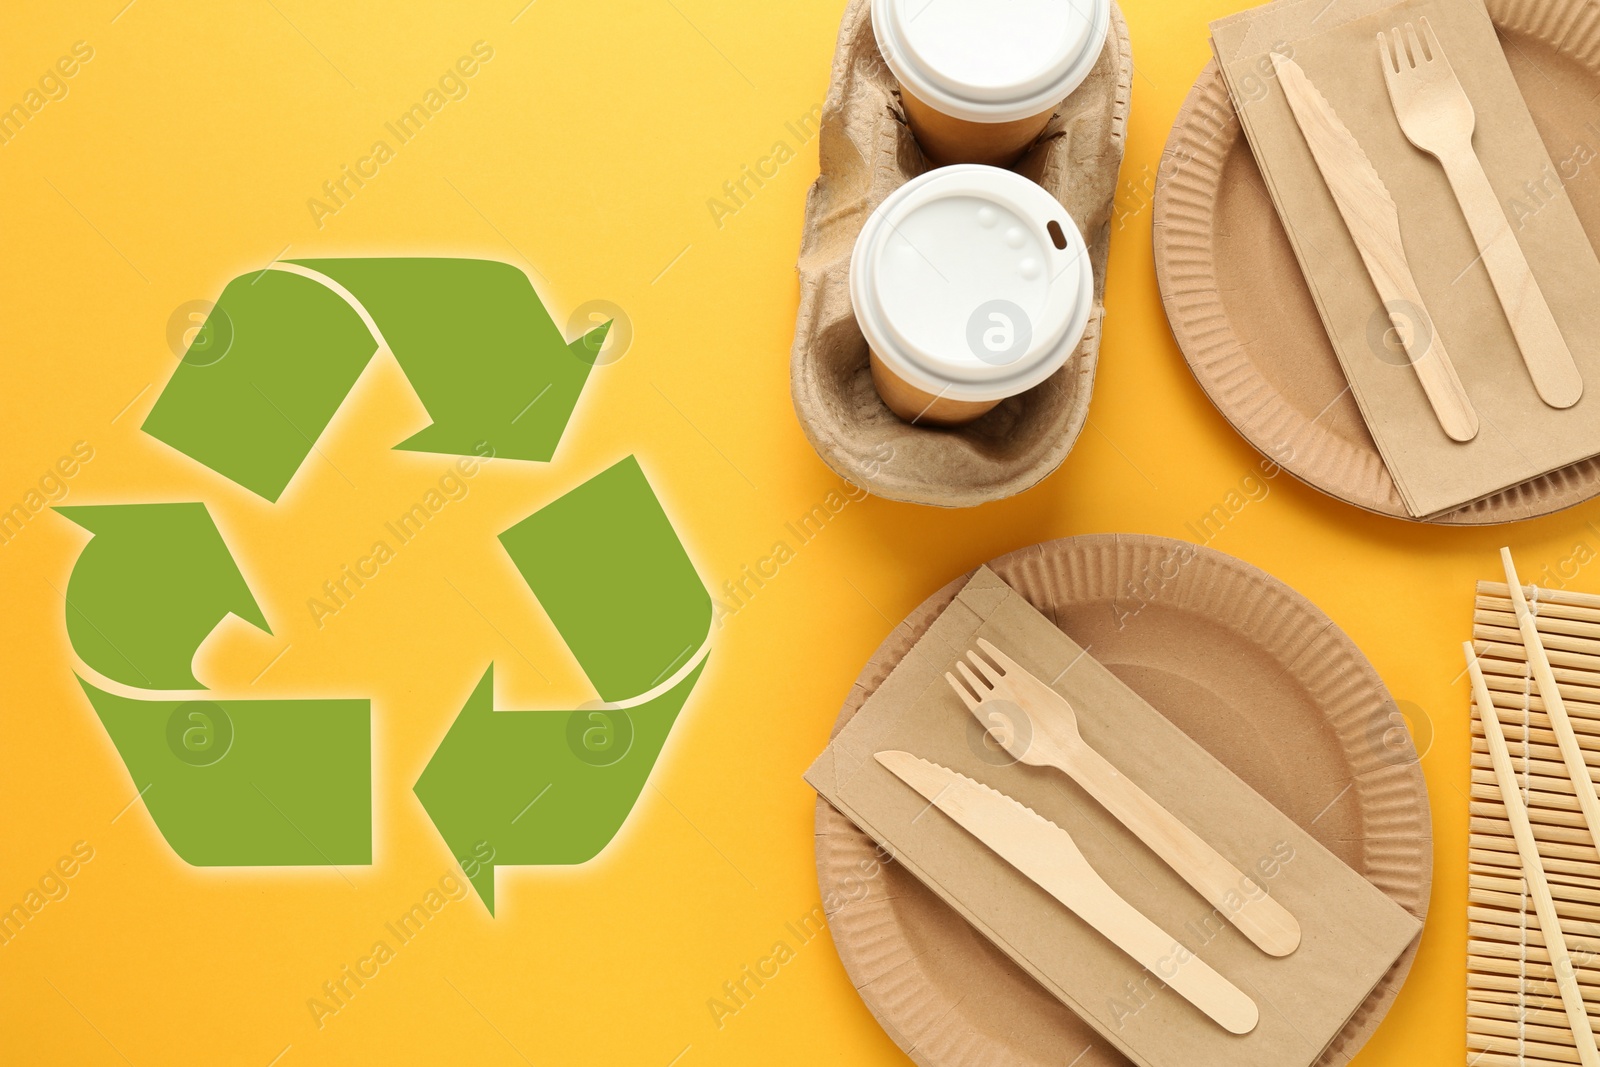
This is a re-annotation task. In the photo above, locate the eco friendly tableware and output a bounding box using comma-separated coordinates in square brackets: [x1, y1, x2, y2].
[810, 540, 1428, 1067]
[947, 638, 1301, 957]
[1159, 15, 1600, 524]
[792, 0, 1130, 507]
[874, 750, 1260, 1035]
[849, 165, 1093, 427]
[1496, 549, 1600, 854]
[1470, 569, 1600, 1064]
[1464, 643, 1600, 1067]
[870, 0, 1112, 166]
[1270, 51, 1478, 444]
[1380, 19, 1582, 410]
[1192, 0, 1600, 520]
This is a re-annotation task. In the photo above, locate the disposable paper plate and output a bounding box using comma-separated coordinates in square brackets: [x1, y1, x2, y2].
[1154, 0, 1600, 525]
[789, 0, 1131, 508]
[814, 534, 1431, 1066]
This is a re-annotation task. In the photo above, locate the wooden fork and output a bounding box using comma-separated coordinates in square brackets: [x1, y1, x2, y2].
[946, 638, 1302, 957]
[1380, 17, 1582, 409]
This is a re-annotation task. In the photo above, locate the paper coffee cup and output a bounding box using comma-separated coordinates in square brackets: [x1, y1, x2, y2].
[871, 0, 1111, 166]
[850, 165, 1094, 428]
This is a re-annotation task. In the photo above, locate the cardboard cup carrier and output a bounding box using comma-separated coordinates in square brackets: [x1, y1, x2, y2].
[871, 0, 1112, 165]
[789, 0, 1131, 508]
[851, 166, 1094, 427]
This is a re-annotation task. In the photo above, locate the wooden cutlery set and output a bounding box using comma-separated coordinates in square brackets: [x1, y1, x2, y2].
[1272, 21, 1580, 444]
[875, 639, 1298, 1034]
[1211, 0, 1600, 519]
[807, 566, 1421, 1067]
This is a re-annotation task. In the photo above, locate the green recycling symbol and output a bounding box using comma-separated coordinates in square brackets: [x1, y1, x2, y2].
[60, 258, 712, 915]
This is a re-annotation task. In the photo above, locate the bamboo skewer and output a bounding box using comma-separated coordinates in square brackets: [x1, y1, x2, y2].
[1473, 981, 1600, 1005]
[1478, 870, 1600, 908]
[1481, 582, 1600, 613]
[1482, 605, 1600, 632]
[1478, 608, 1600, 642]
[1503, 549, 1600, 866]
[1480, 673, 1600, 712]
[1472, 730, 1600, 764]
[1480, 623, 1600, 662]
[1467, 642, 1600, 1067]
[1473, 780, 1600, 815]
[1472, 846, 1600, 880]
[1477, 596, 1600, 629]
[1471, 700, 1600, 735]
[1465, 559, 1600, 1063]
[1480, 626, 1600, 662]
[1477, 651, 1600, 685]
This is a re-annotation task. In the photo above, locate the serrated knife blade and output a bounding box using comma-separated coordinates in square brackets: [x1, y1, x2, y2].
[875, 750, 1259, 1035]
[1272, 52, 1402, 247]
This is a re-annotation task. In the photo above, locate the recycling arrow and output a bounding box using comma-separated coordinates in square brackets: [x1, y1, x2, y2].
[141, 258, 608, 502]
[65, 257, 708, 914]
[414, 660, 705, 914]
[59, 503, 270, 689]
[297, 258, 606, 461]
[497, 455, 712, 701]
[141, 269, 378, 503]
[415, 455, 713, 913]
[60, 500, 372, 866]
[77, 678, 370, 865]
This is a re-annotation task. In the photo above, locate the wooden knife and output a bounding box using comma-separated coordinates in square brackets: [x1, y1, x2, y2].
[1270, 52, 1478, 443]
[876, 750, 1259, 1035]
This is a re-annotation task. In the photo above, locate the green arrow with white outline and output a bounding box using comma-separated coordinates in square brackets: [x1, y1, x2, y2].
[67, 258, 701, 898]
[60, 501, 371, 866]
[296, 258, 607, 461]
[77, 678, 371, 866]
[141, 269, 378, 503]
[414, 660, 704, 913]
[414, 455, 713, 913]
[59, 502, 271, 689]
[142, 258, 608, 501]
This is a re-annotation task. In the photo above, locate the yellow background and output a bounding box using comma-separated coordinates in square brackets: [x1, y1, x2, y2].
[2, 0, 1585, 1062]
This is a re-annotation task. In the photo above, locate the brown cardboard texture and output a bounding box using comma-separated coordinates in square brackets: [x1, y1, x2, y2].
[807, 563, 1422, 1067]
[1208, 0, 1600, 518]
[787, 0, 1131, 508]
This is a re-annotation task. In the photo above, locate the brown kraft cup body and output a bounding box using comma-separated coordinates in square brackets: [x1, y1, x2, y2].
[899, 88, 1057, 167]
[869, 349, 1001, 426]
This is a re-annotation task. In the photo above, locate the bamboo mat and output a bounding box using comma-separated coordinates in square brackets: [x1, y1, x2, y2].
[1470, 580, 1600, 1066]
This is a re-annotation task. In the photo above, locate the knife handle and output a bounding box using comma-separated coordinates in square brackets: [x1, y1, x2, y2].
[1064, 743, 1302, 958]
[1361, 245, 1479, 442]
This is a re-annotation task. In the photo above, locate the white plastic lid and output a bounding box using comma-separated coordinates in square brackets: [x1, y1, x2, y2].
[850, 165, 1093, 405]
[871, 0, 1111, 123]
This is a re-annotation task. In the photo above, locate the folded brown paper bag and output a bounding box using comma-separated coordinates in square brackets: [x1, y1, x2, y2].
[1211, 0, 1600, 518]
[805, 567, 1421, 1067]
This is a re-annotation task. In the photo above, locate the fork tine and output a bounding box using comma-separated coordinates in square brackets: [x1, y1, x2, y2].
[1405, 21, 1425, 66]
[975, 637, 1017, 674]
[956, 660, 989, 696]
[1419, 16, 1442, 62]
[967, 649, 1005, 686]
[1377, 30, 1398, 76]
[944, 671, 979, 712]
